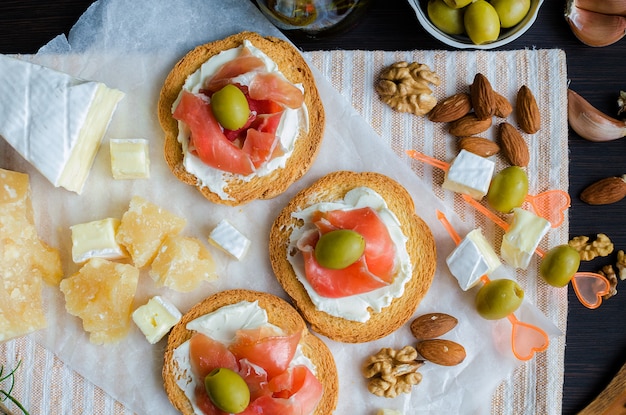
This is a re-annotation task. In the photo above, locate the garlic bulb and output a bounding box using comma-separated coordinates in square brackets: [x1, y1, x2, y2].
[571, 0, 626, 16]
[565, 0, 626, 47]
[568, 89, 626, 142]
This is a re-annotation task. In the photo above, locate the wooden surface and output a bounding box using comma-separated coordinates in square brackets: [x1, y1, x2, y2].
[1, 0, 625, 414]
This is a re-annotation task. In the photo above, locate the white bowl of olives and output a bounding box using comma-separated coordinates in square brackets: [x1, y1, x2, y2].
[409, 0, 543, 49]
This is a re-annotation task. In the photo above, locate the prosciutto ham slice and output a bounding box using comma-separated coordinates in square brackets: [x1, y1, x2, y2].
[297, 207, 398, 298]
[188, 328, 322, 415]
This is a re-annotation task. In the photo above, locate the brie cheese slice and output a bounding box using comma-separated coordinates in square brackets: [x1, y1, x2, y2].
[442, 149, 495, 199]
[0, 54, 124, 193]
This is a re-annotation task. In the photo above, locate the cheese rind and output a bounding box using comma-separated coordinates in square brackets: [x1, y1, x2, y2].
[70, 218, 127, 263]
[442, 150, 495, 199]
[132, 296, 182, 344]
[501, 208, 551, 269]
[0, 54, 124, 193]
[208, 219, 251, 260]
[109, 138, 150, 179]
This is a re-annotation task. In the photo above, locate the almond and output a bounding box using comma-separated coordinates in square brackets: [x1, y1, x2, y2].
[428, 93, 472, 122]
[516, 85, 541, 134]
[498, 122, 530, 167]
[494, 92, 513, 118]
[449, 113, 492, 136]
[470, 73, 496, 120]
[580, 175, 626, 205]
[416, 339, 466, 366]
[458, 136, 500, 157]
[410, 313, 458, 340]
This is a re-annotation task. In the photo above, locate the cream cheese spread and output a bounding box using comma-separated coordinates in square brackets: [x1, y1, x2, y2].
[287, 187, 413, 323]
[172, 301, 315, 415]
[173, 40, 308, 201]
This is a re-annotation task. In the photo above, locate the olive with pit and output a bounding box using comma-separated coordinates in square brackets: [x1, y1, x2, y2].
[486, 166, 529, 213]
[211, 84, 250, 131]
[475, 278, 524, 320]
[427, 0, 466, 36]
[204, 367, 250, 413]
[539, 245, 581, 287]
[490, 0, 531, 28]
[464, 0, 500, 45]
[315, 229, 366, 270]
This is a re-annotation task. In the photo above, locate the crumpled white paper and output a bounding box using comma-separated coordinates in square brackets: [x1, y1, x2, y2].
[0, 0, 561, 413]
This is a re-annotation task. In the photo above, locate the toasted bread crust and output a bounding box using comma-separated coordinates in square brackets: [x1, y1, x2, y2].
[158, 32, 324, 206]
[269, 171, 437, 343]
[163, 289, 338, 415]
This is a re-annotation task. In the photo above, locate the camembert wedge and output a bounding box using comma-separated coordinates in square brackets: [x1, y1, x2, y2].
[0, 54, 124, 194]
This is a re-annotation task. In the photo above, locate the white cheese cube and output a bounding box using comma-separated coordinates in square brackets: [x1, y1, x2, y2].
[446, 229, 501, 290]
[132, 296, 182, 344]
[442, 150, 495, 199]
[501, 208, 551, 269]
[109, 138, 150, 179]
[0, 54, 124, 194]
[70, 218, 127, 263]
[208, 219, 251, 260]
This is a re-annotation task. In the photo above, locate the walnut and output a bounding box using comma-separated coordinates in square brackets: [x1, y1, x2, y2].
[375, 61, 441, 116]
[617, 250, 626, 281]
[568, 234, 614, 261]
[362, 346, 424, 398]
[598, 264, 618, 300]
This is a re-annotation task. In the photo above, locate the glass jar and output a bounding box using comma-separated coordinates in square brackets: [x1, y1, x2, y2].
[256, 0, 372, 37]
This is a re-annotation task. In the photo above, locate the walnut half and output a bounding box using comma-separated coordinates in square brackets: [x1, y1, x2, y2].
[375, 61, 441, 116]
[362, 346, 425, 398]
[569, 233, 614, 261]
[599, 264, 618, 300]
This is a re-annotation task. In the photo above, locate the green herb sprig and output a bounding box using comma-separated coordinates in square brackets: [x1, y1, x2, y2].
[0, 361, 29, 415]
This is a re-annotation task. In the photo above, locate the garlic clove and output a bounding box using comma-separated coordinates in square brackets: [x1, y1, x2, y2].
[567, 89, 626, 142]
[571, 0, 626, 17]
[565, 2, 626, 47]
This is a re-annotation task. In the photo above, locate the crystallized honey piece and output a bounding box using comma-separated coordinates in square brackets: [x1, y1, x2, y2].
[60, 258, 139, 344]
[149, 235, 217, 292]
[1, 168, 63, 342]
[115, 196, 187, 268]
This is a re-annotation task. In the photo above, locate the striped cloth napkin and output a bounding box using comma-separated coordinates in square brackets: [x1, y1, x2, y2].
[0, 48, 568, 415]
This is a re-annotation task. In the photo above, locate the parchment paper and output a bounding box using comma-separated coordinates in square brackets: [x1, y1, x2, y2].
[0, 0, 562, 413]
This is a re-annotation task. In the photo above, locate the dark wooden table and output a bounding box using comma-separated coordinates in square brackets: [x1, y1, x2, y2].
[1, 1, 625, 414]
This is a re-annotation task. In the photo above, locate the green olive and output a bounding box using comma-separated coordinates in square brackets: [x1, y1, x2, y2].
[211, 84, 250, 131]
[486, 166, 529, 213]
[464, 1, 500, 45]
[475, 278, 524, 320]
[427, 0, 466, 36]
[490, 0, 531, 28]
[315, 229, 366, 270]
[539, 245, 580, 287]
[443, 0, 473, 8]
[204, 368, 250, 413]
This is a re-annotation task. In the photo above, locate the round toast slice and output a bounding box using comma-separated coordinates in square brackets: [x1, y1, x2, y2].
[163, 289, 338, 415]
[269, 171, 437, 343]
[158, 31, 325, 206]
